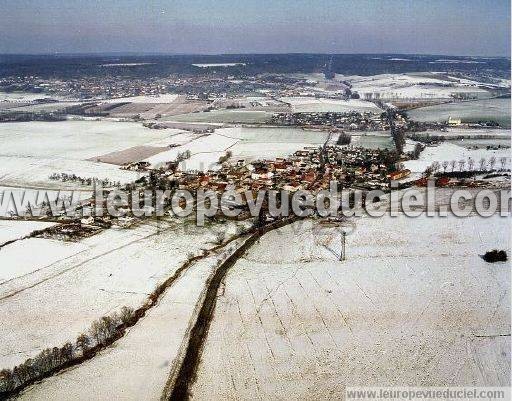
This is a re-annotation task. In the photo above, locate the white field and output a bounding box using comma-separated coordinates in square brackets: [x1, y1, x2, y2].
[0, 121, 178, 188]
[6, 102, 81, 113]
[0, 186, 92, 217]
[407, 98, 511, 128]
[403, 141, 511, 179]
[0, 220, 56, 244]
[0, 238, 87, 285]
[342, 73, 492, 100]
[279, 97, 383, 113]
[192, 63, 246, 68]
[169, 109, 275, 124]
[228, 127, 328, 162]
[418, 128, 511, 139]
[190, 214, 510, 400]
[99, 94, 179, 103]
[0, 218, 241, 370]
[17, 236, 249, 401]
[0, 92, 71, 102]
[145, 128, 240, 171]
[351, 132, 394, 150]
[146, 127, 329, 170]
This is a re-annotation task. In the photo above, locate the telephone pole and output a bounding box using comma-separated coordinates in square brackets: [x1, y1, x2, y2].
[340, 230, 346, 261]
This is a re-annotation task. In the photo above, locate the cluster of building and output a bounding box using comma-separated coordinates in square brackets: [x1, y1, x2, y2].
[271, 111, 408, 131]
[153, 145, 405, 199]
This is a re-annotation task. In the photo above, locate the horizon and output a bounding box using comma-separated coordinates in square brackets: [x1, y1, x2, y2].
[0, 52, 510, 59]
[1, 0, 510, 57]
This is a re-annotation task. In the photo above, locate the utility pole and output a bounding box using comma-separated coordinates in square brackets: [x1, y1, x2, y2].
[340, 230, 346, 261]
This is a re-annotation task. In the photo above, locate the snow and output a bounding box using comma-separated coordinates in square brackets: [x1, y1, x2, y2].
[0, 220, 56, 244]
[0, 238, 87, 284]
[279, 97, 383, 113]
[342, 73, 492, 100]
[0, 186, 92, 217]
[145, 127, 329, 170]
[170, 109, 274, 124]
[190, 214, 510, 399]
[0, 92, 71, 102]
[0, 218, 242, 370]
[17, 236, 249, 401]
[227, 127, 328, 162]
[145, 128, 240, 171]
[407, 98, 511, 128]
[403, 141, 511, 179]
[99, 94, 179, 103]
[192, 63, 246, 68]
[0, 121, 176, 188]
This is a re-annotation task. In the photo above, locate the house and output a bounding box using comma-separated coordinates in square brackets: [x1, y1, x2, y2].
[448, 116, 462, 126]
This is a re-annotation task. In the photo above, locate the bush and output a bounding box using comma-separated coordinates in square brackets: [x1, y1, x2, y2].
[482, 250, 508, 263]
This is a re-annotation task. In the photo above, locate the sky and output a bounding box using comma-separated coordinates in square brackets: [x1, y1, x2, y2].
[0, 0, 510, 56]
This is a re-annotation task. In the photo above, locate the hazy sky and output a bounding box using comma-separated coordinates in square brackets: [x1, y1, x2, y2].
[1, 0, 510, 56]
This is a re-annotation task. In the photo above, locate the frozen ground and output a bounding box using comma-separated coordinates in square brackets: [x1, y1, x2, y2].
[0, 92, 72, 102]
[190, 214, 510, 400]
[0, 121, 176, 188]
[99, 94, 179, 103]
[279, 97, 383, 113]
[228, 127, 328, 162]
[146, 127, 329, 170]
[0, 186, 92, 217]
[17, 236, 249, 401]
[351, 132, 394, 150]
[407, 98, 511, 128]
[0, 220, 56, 244]
[341, 73, 493, 100]
[0, 218, 240, 370]
[169, 110, 275, 124]
[145, 129, 240, 171]
[403, 141, 511, 179]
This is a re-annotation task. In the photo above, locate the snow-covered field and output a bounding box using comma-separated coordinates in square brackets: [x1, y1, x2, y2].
[227, 127, 327, 162]
[17, 236, 248, 401]
[0, 238, 88, 284]
[0, 186, 91, 217]
[0, 92, 71, 103]
[190, 214, 510, 399]
[146, 127, 329, 170]
[145, 128, 240, 171]
[403, 141, 511, 179]
[0, 220, 56, 244]
[0, 217, 241, 370]
[99, 94, 179, 103]
[279, 97, 383, 113]
[351, 132, 394, 149]
[342, 73, 493, 100]
[407, 98, 511, 128]
[169, 109, 275, 124]
[0, 121, 176, 188]
[192, 63, 245, 68]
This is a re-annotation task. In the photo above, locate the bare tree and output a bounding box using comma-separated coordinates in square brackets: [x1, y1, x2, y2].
[431, 161, 441, 173]
[500, 156, 507, 171]
[450, 160, 456, 172]
[119, 306, 134, 325]
[76, 333, 91, 354]
[442, 160, 449, 172]
[60, 342, 73, 363]
[458, 159, 466, 171]
[479, 157, 486, 172]
[0, 368, 13, 392]
[489, 156, 496, 171]
[468, 158, 475, 171]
